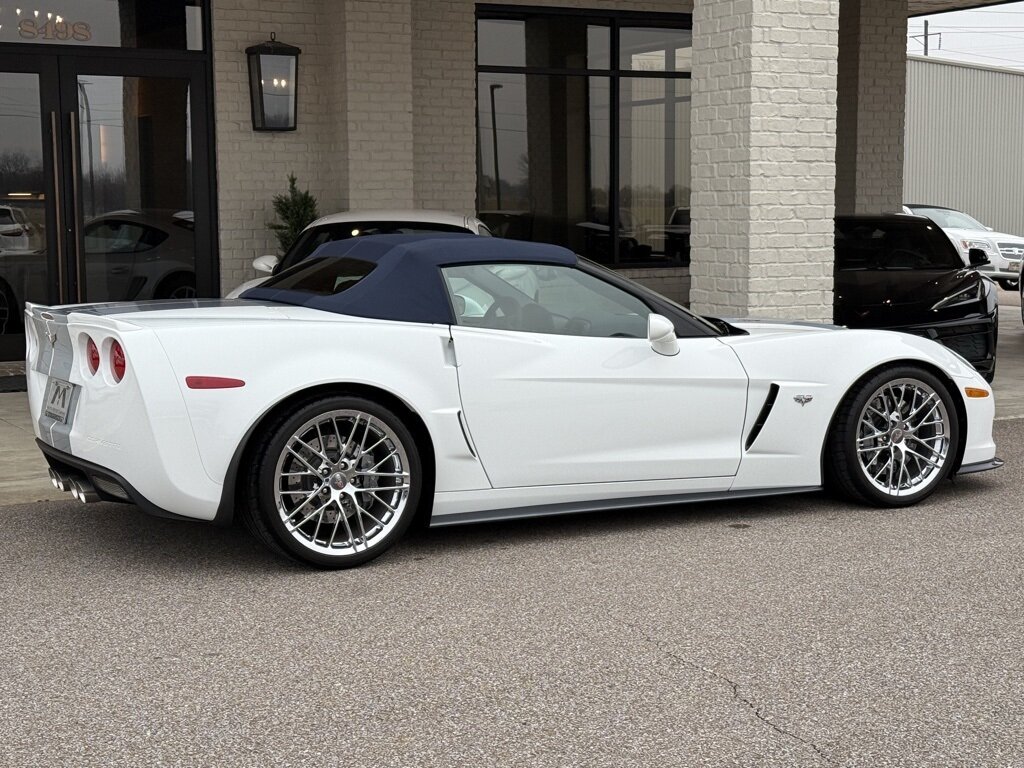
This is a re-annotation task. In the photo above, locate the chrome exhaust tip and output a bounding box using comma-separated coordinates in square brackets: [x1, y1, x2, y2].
[48, 468, 72, 492]
[70, 479, 100, 504]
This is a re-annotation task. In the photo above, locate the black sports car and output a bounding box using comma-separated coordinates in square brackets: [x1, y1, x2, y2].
[834, 214, 998, 382]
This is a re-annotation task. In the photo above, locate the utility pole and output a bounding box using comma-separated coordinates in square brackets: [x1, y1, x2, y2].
[489, 83, 503, 210]
[924, 20, 929, 56]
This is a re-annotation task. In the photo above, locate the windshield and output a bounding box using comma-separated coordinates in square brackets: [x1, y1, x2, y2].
[835, 218, 963, 270]
[279, 221, 472, 271]
[909, 206, 986, 231]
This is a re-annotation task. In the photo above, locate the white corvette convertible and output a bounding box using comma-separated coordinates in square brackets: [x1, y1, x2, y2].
[26, 235, 1001, 567]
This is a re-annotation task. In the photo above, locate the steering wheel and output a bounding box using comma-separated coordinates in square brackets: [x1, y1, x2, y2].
[482, 297, 521, 329]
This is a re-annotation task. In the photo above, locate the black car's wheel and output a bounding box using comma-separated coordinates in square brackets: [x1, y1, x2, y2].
[0, 279, 20, 335]
[997, 278, 1018, 291]
[154, 273, 196, 300]
[242, 395, 422, 568]
[826, 366, 959, 507]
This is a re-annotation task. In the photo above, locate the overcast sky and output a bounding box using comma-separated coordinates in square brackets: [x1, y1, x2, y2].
[908, 2, 1024, 70]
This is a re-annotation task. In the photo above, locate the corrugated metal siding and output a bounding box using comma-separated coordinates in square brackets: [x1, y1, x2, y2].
[904, 56, 1024, 237]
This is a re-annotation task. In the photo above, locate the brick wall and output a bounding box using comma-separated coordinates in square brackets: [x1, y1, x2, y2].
[212, 0, 348, 293]
[689, 0, 839, 323]
[835, 0, 908, 215]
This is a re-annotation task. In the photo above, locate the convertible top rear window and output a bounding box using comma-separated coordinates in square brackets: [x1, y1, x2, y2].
[261, 256, 376, 295]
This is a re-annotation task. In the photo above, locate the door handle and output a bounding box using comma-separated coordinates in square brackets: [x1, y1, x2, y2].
[48, 111, 65, 302]
[110, 267, 129, 275]
[68, 111, 83, 303]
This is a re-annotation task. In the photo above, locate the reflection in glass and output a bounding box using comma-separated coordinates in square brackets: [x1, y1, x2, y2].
[476, 15, 692, 268]
[0, 72, 49, 337]
[477, 17, 610, 70]
[477, 74, 610, 262]
[620, 27, 693, 72]
[619, 77, 691, 264]
[0, 1, 204, 50]
[77, 75, 196, 302]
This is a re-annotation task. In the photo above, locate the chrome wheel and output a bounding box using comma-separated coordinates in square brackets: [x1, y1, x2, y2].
[855, 378, 950, 498]
[273, 409, 411, 557]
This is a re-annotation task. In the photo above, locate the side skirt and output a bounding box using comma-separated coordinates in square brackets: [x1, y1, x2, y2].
[956, 457, 1004, 475]
[429, 486, 822, 527]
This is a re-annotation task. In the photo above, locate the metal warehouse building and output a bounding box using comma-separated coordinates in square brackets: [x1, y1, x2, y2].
[905, 54, 1024, 239]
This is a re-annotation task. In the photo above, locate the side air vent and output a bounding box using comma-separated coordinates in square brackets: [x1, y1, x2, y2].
[745, 383, 780, 451]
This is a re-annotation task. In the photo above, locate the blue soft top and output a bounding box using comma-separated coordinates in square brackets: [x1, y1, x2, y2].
[241, 234, 577, 324]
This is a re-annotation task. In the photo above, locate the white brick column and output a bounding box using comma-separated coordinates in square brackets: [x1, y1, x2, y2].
[835, 0, 908, 214]
[689, 0, 840, 323]
[343, 0, 415, 208]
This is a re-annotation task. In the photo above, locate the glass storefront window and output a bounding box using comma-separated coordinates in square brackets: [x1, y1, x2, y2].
[619, 27, 692, 72]
[0, 71, 48, 337]
[477, 11, 691, 267]
[477, 73, 610, 262]
[619, 78, 691, 264]
[0, 1, 204, 50]
[478, 17, 610, 70]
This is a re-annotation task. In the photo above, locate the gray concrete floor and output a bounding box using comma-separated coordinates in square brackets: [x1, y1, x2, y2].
[0, 420, 1021, 767]
[1, 289, 1022, 507]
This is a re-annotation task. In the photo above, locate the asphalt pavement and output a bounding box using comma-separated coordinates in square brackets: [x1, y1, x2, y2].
[1, 419, 1022, 767]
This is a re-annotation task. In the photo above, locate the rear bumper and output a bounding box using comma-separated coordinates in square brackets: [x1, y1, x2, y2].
[37, 440, 233, 525]
[37, 439, 196, 521]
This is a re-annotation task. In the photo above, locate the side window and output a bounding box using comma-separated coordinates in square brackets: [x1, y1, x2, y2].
[442, 263, 650, 338]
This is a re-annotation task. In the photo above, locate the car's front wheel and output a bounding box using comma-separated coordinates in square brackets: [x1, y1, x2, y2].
[826, 366, 959, 506]
[243, 395, 422, 567]
[997, 278, 1019, 291]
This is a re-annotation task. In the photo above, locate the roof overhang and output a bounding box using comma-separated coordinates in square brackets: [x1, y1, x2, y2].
[909, 0, 1021, 16]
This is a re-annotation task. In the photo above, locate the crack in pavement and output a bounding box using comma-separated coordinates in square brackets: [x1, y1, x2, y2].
[625, 623, 840, 767]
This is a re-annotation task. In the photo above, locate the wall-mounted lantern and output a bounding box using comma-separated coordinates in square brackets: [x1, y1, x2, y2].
[246, 33, 301, 131]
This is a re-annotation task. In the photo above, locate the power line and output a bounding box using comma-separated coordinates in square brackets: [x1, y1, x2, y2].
[934, 46, 1024, 66]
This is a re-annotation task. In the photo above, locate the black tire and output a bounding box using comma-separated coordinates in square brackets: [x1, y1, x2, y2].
[0, 279, 21, 336]
[154, 272, 196, 300]
[241, 395, 423, 568]
[825, 366, 959, 507]
[997, 278, 1019, 291]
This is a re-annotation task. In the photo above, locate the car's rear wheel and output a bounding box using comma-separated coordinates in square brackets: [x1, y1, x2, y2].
[997, 278, 1018, 291]
[154, 273, 196, 300]
[826, 366, 959, 507]
[243, 395, 422, 567]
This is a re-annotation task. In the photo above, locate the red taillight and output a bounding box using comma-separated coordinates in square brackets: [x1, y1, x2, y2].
[110, 340, 126, 382]
[86, 336, 100, 375]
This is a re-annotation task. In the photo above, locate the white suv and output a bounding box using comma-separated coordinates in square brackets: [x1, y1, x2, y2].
[904, 204, 1023, 290]
[225, 210, 491, 298]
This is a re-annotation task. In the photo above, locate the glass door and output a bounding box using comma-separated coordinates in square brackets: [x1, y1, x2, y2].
[0, 56, 60, 360]
[0, 52, 214, 361]
[60, 56, 212, 306]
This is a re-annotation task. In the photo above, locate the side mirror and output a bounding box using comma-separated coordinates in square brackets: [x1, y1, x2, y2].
[986, 226, 995, 232]
[253, 254, 280, 274]
[648, 313, 679, 356]
[968, 248, 990, 267]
